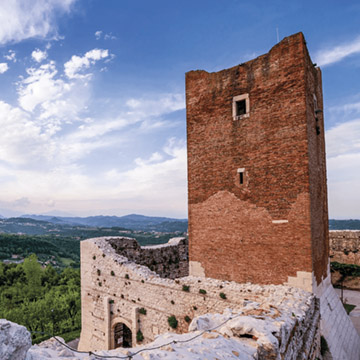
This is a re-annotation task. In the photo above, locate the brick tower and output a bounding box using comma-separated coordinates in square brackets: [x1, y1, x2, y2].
[186, 32, 329, 292]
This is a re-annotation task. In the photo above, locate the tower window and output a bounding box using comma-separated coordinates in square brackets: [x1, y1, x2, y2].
[239, 172, 244, 184]
[232, 94, 249, 120]
[236, 100, 246, 116]
[237, 168, 245, 185]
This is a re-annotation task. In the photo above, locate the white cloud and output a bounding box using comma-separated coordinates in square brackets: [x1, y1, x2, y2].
[126, 93, 185, 117]
[94, 30, 116, 41]
[326, 119, 360, 158]
[64, 48, 109, 79]
[0, 0, 76, 45]
[32, 49, 48, 62]
[18, 61, 68, 112]
[326, 119, 360, 218]
[104, 33, 116, 40]
[0, 63, 9, 74]
[95, 30, 102, 40]
[0, 100, 48, 166]
[329, 100, 360, 117]
[17, 60, 91, 128]
[315, 35, 360, 67]
[4, 50, 16, 62]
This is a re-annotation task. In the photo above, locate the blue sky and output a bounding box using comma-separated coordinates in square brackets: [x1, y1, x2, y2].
[0, 0, 359, 219]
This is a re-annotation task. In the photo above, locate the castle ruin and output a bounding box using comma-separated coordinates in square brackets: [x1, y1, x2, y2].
[78, 33, 360, 359]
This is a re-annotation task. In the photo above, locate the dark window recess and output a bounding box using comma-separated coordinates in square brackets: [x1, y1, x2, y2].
[316, 126, 321, 135]
[236, 100, 246, 116]
[239, 172, 244, 184]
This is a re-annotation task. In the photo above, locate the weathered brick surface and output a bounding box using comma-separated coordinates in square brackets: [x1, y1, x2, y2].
[186, 32, 329, 285]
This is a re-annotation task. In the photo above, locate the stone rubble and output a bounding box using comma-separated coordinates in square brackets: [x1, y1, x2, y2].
[0, 319, 32, 360]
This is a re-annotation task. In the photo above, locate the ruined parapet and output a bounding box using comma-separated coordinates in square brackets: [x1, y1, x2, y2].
[78, 236, 321, 358]
[330, 230, 360, 265]
[108, 237, 188, 279]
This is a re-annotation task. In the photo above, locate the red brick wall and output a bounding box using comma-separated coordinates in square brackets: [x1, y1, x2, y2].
[186, 32, 329, 285]
[304, 50, 330, 284]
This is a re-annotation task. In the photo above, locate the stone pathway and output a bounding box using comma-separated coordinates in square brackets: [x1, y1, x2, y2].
[335, 288, 360, 336]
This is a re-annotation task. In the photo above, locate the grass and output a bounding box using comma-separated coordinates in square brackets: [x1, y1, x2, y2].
[60, 328, 81, 343]
[60, 257, 75, 266]
[32, 328, 81, 345]
[343, 303, 356, 315]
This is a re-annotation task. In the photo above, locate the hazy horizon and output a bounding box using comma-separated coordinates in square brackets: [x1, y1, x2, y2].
[0, 1, 360, 219]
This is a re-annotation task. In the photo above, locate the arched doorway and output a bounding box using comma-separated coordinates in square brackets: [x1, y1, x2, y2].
[114, 322, 132, 348]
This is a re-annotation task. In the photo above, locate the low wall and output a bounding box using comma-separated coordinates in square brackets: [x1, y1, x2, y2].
[330, 230, 360, 265]
[78, 236, 321, 358]
[108, 237, 188, 279]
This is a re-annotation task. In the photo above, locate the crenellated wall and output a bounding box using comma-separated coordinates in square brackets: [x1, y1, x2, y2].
[330, 230, 360, 265]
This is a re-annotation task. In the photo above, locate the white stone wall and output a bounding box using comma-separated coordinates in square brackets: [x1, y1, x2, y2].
[78, 236, 320, 359]
[314, 265, 360, 360]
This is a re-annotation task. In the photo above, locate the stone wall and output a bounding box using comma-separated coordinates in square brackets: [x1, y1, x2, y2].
[108, 237, 188, 279]
[314, 265, 360, 359]
[330, 230, 360, 265]
[186, 32, 329, 287]
[78, 236, 321, 359]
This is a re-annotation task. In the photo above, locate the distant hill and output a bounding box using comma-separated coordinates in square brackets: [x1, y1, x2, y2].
[329, 219, 360, 230]
[21, 213, 188, 232]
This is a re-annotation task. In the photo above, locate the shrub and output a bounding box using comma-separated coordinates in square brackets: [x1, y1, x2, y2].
[136, 330, 144, 342]
[141, 279, 145, 283]
[184, 315, 191, 323]
[109, 299, 114, 304]
[219, 292, 226, 299]
[98, 282, 102, 287]
[182, 285, 190, 292]
[125, 274, 129, 279]
[168, 315, 178, 329]
[193, 306, 197, 310]
[111, 271, 115, 276]
[199, 289, 207, 295]
[97, 269, 101, 276]
[171, 300, 175, 305]
[139, 307, 147, 315]
[93, 255, 96, 260]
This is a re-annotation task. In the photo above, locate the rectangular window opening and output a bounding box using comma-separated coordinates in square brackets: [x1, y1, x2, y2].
[232, 94, 249, 120]
[239, 172, 244, 184]
[236, 100, 246, 116]
[237, 168, 245, 185]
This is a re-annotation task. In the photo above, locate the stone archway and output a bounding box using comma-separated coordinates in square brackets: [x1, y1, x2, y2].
[114, 322, 132, 348]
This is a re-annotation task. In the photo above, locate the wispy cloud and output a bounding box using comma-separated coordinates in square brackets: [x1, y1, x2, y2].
[4, 50, 16, 62]
[94, 30, 116, 41]
[0, 0, 77, 45]
[326, 119, 360, 218]
[326, 118, 360, 158]
[64, 48, 109, 79]
[315, 35, 360, 67]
